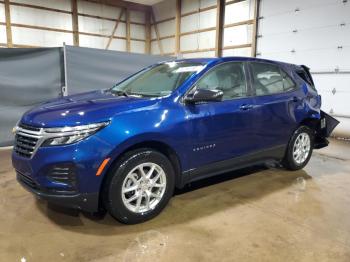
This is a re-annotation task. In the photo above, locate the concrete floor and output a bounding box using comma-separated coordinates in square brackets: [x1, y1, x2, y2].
[1, 139, 350, 262]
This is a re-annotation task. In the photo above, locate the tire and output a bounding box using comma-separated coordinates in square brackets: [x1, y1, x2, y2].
[102, 148, 175, 224]
[282, 126, 314, 170]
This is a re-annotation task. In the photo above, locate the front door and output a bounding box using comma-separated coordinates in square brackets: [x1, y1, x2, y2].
[183, 61, 259, 170]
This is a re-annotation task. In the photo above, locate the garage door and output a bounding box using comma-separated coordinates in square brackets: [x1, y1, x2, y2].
[257, 0, 350, 136]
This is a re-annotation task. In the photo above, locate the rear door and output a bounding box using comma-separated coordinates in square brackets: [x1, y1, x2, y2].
[248, 61, 301, 151]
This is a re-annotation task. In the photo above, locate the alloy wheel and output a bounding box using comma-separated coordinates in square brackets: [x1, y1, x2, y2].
[121, 162, 167, 213]
[293, 132, 311, 165]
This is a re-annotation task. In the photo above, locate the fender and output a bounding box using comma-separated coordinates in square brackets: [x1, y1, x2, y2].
[106, 132, 182, 167]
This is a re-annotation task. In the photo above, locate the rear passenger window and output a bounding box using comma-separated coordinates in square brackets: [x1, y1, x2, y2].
[281, 70, 295, 91]
[251, 62, 295, 96]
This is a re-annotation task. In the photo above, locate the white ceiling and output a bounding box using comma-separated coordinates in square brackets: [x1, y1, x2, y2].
[127, 0, 163, 5]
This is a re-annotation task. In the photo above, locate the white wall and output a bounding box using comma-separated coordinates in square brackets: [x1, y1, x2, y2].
[77, 0, 127, 51]
[223, 0, 254, 55]
[257, 0, 350, 137]
[1, 0, 256, 56]
[0, 0, 146, 53]
[9, 0, 73, 47]
[151, 0, 255, 57]
[180, 0, 216, 56]
[151, 0, 176, 55]
[0, 3, 6, 46]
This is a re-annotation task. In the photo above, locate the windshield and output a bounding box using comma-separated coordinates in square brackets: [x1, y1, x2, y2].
[111, 62, 205, 97]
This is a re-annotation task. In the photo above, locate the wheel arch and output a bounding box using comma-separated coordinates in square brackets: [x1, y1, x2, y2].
[99, 139, 183, 205]
[299, 117, 319, 131]
[298, 114, 332, 149]
[122, 140, 183, 188]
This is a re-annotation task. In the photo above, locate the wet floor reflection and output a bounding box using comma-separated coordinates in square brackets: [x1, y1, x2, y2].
[123, 230, 168, 262]
[1, 142, 350, 261]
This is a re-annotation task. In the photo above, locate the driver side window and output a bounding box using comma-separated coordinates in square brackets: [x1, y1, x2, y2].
[196, 62, 248, 100]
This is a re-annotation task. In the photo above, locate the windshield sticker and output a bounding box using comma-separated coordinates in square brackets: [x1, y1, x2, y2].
[174, 66, 204, 73]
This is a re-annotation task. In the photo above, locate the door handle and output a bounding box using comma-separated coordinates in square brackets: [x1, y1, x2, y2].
[240, 104, 253, 111]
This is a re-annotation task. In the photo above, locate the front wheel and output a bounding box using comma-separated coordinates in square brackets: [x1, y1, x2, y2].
[282, 126, 314, 170]
[102, 149, 175, 224]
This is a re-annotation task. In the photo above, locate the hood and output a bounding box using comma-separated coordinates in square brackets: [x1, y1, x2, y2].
[21, 90, 158, 127]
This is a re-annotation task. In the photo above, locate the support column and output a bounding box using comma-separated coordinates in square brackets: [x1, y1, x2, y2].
[251, 0, 260, 57]
[71, 0, 79, 46]
[215, 0, 225, 57]
[145, 9, 151, 54]
[126, 8, 131, 52]
[4, 0, 13, 48]
[175, 0, 181, 56]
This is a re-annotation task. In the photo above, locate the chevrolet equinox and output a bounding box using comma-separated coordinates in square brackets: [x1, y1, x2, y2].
[12, 57, 338, 224]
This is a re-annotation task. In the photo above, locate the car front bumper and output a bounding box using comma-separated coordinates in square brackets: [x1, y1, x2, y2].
[16, 170, 99, 212]
[12, 134, 116, 212]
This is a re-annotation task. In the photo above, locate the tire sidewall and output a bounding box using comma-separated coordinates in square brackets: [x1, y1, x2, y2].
[285, 126, 314, 170]
[105, 149, 175, 224]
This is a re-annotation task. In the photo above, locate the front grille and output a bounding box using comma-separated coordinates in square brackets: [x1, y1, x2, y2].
[18, 123, 41, 132]
[14, 124, 42, 158]
[17, 171, 39, 190]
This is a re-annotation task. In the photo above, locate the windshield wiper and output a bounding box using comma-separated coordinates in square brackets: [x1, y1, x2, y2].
[127, 92, 157, 97]
[111, 90, 129, 97]
[111, 89, 158, 98]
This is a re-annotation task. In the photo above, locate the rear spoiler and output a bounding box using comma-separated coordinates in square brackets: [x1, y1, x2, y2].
[300, 65, 315, 86]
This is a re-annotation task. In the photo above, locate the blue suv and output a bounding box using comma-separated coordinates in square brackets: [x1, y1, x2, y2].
[12, 57, 338, 224]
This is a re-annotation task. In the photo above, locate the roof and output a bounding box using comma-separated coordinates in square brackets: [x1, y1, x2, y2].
[168, 56, 293, 67]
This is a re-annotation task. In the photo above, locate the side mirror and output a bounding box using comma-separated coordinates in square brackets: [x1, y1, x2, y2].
[184, 89, 223, 104]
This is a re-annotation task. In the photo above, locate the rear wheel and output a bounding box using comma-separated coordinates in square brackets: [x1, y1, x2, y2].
[102, 149, 175, 224]
[282, 126, 314, 170]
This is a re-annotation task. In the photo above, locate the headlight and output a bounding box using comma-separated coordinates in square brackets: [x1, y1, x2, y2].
[42, 121, 110, 146]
